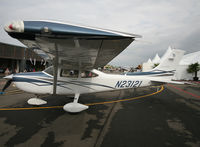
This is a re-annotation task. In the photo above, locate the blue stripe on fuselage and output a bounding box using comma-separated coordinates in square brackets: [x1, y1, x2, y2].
[16, 72, 51, 78]
[13, 77, 52, 84]
[123, 71, 173, 76]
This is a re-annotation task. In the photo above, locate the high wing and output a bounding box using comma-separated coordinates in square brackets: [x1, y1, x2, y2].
[5, 20, 141, 70]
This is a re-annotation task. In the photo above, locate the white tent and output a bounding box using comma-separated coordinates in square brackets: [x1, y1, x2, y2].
[160, 46, 172, 61]
[179, 51, 200, 65]
[173, 51, 200, 80]
[142, 58, 154, 71]
[147, 58, 152, 63]
[142, 46, 171, 72]
[152, 54, 161, 64]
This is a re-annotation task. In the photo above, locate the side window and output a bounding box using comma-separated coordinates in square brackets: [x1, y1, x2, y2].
[60, 69, 78, 78]
[60, 69, 98, 78]
[81, 71, 98, 78]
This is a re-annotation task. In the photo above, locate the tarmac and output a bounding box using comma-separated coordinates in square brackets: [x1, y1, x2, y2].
[0, 78, 200, 147]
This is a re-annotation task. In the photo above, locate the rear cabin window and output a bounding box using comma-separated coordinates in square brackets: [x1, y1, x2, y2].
[80, 71, 98, 78]
[60, 69, 98, 78]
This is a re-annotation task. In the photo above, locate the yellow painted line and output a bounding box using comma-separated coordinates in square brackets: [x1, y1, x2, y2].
[4, 89, 21, 93]
[5, 92, 24, 95]
[0, 85, 164, 111]
[0, 106, 63, 111]
[0, 89, 24, 96]
[3, 91, 24, 96]
[2, 89, 22, 94]
[86, 85, 164, 106]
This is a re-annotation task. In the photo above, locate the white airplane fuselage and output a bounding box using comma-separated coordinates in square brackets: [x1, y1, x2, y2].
[12, 68, 151, 95]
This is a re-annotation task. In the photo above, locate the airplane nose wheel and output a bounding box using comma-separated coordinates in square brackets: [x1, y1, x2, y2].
[27, 95, 47, 105]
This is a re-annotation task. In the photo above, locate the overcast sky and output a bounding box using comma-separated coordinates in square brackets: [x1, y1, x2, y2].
[0, 0, 200, 67]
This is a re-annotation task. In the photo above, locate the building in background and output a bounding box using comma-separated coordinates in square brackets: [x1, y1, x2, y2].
[173, 51, 200, 80]
[0, 42, 48, 74]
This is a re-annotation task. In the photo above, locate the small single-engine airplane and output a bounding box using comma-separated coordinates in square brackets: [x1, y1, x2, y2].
[2, 20, 185, 113]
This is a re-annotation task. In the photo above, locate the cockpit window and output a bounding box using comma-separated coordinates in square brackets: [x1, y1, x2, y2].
[44, 66, 53, 76]
[60, 69, 79, 78]
[60, 69, 98, 78]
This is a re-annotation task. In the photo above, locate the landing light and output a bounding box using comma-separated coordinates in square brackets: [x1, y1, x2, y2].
[8, 24, 13, 30]
[4, 21, 24, 33]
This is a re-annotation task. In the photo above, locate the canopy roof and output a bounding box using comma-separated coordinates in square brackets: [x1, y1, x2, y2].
[179, 51, 200, 65]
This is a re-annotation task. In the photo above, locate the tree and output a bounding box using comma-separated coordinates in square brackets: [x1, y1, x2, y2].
[153, 63, 159, 68]
[187, 62, 200, 81]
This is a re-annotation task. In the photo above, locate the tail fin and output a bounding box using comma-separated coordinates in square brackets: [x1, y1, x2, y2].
[153, 48, 185, 72]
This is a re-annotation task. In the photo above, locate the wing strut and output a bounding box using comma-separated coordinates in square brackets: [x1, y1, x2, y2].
[53, 43, 59, 95]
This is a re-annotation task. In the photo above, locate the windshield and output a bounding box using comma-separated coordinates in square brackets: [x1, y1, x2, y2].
[44, 66, 53, 76]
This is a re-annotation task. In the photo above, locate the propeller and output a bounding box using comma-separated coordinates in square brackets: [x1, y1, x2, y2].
[2, 79, 13, 92]
[0, 74, 13, 94]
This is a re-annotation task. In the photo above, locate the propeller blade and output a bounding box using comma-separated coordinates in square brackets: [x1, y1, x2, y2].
[2, 79, 12, 92]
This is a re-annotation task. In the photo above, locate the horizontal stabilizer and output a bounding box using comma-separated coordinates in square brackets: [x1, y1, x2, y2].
[149, 77, 186, 85]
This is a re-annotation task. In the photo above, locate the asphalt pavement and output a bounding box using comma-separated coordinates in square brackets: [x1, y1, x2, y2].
[0, 79, 199, 147]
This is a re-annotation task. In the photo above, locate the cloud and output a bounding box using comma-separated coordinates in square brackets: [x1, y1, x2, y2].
[0, 0, 200, 67]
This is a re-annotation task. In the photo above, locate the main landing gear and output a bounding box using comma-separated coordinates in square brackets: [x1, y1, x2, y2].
[63, 93, 89, 113]
[27, 93, 88, 113]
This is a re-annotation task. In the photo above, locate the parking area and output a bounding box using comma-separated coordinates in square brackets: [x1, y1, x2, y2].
[0, 79, 199, 147]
